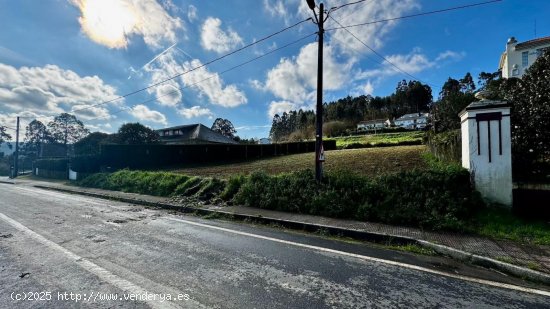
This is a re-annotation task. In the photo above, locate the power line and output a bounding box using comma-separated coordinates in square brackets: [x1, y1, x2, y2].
[84, 32, 318, 123]
[325, 0, 502, 31]
[328, 15, 440, 89]
[330, 0, 371, 13]
[70, 17, 312, 115]
[0, 125, 18, 131]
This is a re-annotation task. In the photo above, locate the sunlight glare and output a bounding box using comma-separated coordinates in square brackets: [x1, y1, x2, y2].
[77, 0, 137, 49]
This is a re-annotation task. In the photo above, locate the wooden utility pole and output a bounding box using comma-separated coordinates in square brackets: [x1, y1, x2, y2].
[307, 0, 327, 182]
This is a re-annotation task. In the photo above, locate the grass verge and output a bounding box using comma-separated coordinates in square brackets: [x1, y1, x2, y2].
[474, 207, 550, 246]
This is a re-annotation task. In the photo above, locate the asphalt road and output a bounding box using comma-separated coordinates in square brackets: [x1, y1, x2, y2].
[1, 183, 549, 308]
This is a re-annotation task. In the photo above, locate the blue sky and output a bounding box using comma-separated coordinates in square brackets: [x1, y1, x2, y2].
[0, 0, 549, 139]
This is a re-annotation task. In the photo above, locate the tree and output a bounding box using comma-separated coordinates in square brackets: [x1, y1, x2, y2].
[74, 132, 110, 155]
[459, 72, 476, 94]
[48, 113, 89, 146]
[211, 118, 237, 139]
[22, 120, 50, 159]
[0, 126, 12, 149]
[506, 50, 550, 175]
[115, 123, 160, 145]
[391, 80, 432, 115]
[432, 76, 476, 132]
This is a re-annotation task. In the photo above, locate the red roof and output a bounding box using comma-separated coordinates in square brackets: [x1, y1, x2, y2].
[515, 36, 550, 50]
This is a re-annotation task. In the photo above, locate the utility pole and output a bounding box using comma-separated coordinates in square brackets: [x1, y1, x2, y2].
[14, 116, 19, 178]
[306, 0, 328, 182]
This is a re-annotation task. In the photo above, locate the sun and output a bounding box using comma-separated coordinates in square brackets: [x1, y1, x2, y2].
[77, 0, 138, 49]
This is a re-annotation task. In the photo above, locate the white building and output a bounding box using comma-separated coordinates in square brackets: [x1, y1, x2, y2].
[357, 119, 387, 132]
[499, 36, 550, 78]
[394, 113, 430, 130]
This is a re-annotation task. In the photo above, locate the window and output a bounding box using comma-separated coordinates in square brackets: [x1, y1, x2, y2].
[512, 64, 519, 76]
[522, 51, 528, 67]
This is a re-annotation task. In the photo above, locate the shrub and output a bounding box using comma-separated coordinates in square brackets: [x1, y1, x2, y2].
[233, 168, 483, 230]
[77, 170, 190, 197]
[220, 174, 246, 201]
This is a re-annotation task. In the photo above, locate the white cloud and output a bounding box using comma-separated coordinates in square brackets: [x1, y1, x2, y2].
[187, 5, 198, 22]
[363, 81, 374, 95]
[200, 17, 243, 53]
[325, 0, 420, 55]
[267, 100, 314, 119]
[181, 59, 247, 107]
[177, 106, 213, 119]
[355, 49, 465, 83]
[69, 0, 183, 49]
[0, 63, 120, 119]
[143, 50, 182, 106]
[264, 42, 351, 103]
[129, 104, 167, 125]
[436, 50, 466, 62]
[142, 48, 247, 108]
[71, 104, 110, 120]
[268, 101, 298, 119]
[263, 0, 290, 25]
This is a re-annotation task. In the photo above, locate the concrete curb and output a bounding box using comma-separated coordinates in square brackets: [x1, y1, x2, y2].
[417, 240, 550, 285]
[33, 184, 550, 285]
[0, 180, 15, 185]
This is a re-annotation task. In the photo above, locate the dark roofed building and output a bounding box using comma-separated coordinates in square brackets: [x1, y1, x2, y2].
[155, 124, 238, 145]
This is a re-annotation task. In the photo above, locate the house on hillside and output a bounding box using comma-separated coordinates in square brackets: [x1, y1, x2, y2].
[155, 124, 238, 145]
[357, 119, 388, 132]
[499, 36, 550, 78]
[394, 113, 430, 130]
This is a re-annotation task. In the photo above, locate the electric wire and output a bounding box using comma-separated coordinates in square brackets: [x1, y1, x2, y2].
[69, 17, 313, 115]
[325, 0, 502, 31]
[328, 15, 440, 89]
[84, 32, 318, 123]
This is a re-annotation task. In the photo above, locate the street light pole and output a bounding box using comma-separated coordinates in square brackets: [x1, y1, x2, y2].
[307, 0, 326, 182]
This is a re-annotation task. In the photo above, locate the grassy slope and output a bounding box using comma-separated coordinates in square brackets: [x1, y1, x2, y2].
[170, 145, 428, 179]
[327, 131, 424, 149]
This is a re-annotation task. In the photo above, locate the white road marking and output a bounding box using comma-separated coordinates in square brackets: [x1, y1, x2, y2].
[0, 212, 181, 309]
[4, 184, 549, 298]
[12, 186, 113, 207]
[166, 217, 550, 298]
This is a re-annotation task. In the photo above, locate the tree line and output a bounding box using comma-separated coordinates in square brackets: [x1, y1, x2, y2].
[269, 80, 433, 142]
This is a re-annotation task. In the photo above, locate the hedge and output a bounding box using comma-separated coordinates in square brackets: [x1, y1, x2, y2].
[232, 169, 483, 230]
[77, 166, 484, 231]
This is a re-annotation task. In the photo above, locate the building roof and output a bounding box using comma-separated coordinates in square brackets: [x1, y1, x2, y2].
[395, 113, 429, 121]
[358, 119, 387, 124]
[515, 36, 550, 50]
[155, 124, 238, 144]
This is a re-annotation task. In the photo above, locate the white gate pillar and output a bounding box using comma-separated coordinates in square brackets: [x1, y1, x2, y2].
[459, 94, 512, 207]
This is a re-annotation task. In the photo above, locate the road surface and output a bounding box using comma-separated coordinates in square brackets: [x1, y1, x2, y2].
[0, 183, 549, 308]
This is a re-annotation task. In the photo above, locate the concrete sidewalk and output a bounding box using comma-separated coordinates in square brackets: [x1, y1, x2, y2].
[2, 176, 550, 284]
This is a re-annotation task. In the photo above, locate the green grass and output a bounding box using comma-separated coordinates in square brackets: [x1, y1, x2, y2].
[474, 208, 550, 246]
[384, 244, 438, 256]
[171, 145, 428, 179]
[327, 131, 424, 149]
